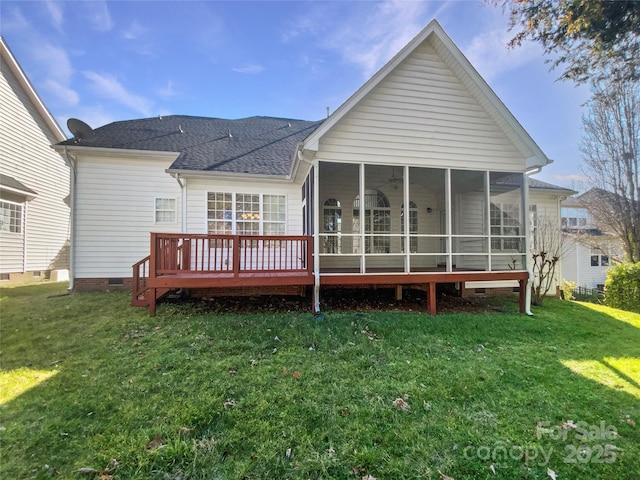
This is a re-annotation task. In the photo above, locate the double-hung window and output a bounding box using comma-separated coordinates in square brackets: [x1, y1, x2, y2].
[154, 198, 177, 223]
[0, 200, 23, 234]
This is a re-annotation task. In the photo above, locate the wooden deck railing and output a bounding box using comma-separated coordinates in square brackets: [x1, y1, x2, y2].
[150, 233, 313, 275]
[132, 233, 314, 311]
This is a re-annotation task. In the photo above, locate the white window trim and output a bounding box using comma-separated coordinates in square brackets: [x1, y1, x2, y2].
[206, 192, 287, 235]
[0, 199, 24, 234]
[154, 197, 178, 224]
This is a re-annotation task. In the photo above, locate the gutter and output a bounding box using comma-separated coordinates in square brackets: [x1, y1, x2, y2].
[523, 172, 534, 315]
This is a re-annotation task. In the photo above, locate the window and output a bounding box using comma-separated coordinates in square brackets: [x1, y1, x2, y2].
[155, 198, 177, 223]
[263, 194, 286, 235]
[0, 201, 23, 233]
[529, 205, 538, 250]
[353, 190, 390, 253]
[323, 198, 342, 253]
[401, 201, 418, 253]
[491, 203, 521, 250]
[236, 193, 260, 235]
[591, 255, 600, 267]
[207, 192, 286, 235]
[208, 193, 233, 234]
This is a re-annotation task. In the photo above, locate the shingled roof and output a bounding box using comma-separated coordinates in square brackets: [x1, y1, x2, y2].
[58, 115, 323, 177]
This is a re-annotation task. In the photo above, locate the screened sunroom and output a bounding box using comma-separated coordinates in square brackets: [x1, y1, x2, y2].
[311, 161, 528, 276]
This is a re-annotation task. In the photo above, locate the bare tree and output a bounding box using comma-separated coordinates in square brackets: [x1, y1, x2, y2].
[530, 214, 564, 306]
[581, 80, 640, 262]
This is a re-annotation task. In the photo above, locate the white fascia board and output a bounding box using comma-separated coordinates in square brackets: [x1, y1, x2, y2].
[53, 145, 180, 162]
[166, 168, 294, 184]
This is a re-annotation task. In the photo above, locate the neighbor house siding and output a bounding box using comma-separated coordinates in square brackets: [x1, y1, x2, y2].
[74, 156, 181, 278]
[0, 47, 69, 275]
[314, 41, 525, 171]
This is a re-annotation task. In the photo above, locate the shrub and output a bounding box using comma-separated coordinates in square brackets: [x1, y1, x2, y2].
[604, 262, 640, 313]
[561, 280, 576, 301]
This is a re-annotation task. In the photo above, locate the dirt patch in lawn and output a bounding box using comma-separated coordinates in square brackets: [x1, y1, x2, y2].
[184, 287, 512, 314]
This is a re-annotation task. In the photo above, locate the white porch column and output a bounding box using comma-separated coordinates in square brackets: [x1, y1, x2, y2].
[523, 172, 533, 315]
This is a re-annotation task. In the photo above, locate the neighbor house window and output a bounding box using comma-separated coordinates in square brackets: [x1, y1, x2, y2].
[490, 203, 521, 250]
[0, 200, 23, 233]
[155, 198, 177, 223]
[207, 192, 286, 235]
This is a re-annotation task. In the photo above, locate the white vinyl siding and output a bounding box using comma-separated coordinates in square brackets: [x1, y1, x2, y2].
[314, 41, 525, 171]
[74, 156, 181, 278]
[0, 49, 69, 274]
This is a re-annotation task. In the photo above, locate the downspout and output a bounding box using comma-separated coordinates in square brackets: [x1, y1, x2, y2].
[523, 172, 534, 315]
[172, 173, 187, 232]
[313, 160, 320, 313]
[22, 202, 28, 273]
[62, 146, 76, 290]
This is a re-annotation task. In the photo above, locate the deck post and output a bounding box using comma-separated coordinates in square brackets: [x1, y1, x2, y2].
[426, 282, 436, 315]
[232, 235, 241, 277]
[148, 233, 158, 315]
[519, 278, 527, 313]
[395, 284, 403, 301]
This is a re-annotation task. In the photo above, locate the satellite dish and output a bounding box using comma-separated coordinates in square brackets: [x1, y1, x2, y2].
[67, 118, 94, 141]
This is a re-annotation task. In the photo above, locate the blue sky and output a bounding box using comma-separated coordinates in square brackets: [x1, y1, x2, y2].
[1, 0, 591, 187]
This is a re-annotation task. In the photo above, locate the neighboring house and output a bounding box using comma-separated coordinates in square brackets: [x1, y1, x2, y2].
[53, 20, 571, 313]
[0, 37, 70, 283]
[561, 190, 624, 290]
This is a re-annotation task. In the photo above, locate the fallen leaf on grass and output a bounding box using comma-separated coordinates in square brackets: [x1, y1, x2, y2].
[146, 435, 166, 451]
[223, 399, 236, 409]
[625, 415, 636, 426]
[438, 471, 455, 480]
[489, 464, 496, 474]
[292, 371, 301, 379]
[547, 467, 558, 479]
[392, 397, 411, 412]
[228, 369, 237, 376]
[559, 420, 577, 429]
[362, 476, 376, 480]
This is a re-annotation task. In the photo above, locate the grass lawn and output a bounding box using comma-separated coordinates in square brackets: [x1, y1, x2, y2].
[1, 283, 639, 480]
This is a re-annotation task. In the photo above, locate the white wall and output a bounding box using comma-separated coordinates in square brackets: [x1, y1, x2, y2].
[74, 155, 181, 278]
[0, 50, 69, 274]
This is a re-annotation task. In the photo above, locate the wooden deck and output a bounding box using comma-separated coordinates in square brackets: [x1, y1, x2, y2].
[132, 233, 529, 315]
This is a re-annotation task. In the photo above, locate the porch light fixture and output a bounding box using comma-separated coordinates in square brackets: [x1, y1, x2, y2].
[427, 207, 433, 213]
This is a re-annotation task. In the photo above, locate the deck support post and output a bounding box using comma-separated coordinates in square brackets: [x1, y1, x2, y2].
[518, 279, 527, 313]
[149, 289, 157, 316]
[426, 282, 436, 315]
[395, 284, 403, 301]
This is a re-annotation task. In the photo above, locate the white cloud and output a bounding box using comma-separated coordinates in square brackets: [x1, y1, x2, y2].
[83, 71, 153, 116]
[122, 20, 146, 40]
[81, 0, 113, 32]
[232, 64, 265, 74]
[156, 80, 176, 99]
[463, 16, 542, 82]
[31, 43, 74, 83]
[285, 0, 438, 79]
[44, 0, 64, 33]
[43, 79, 79, 106]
